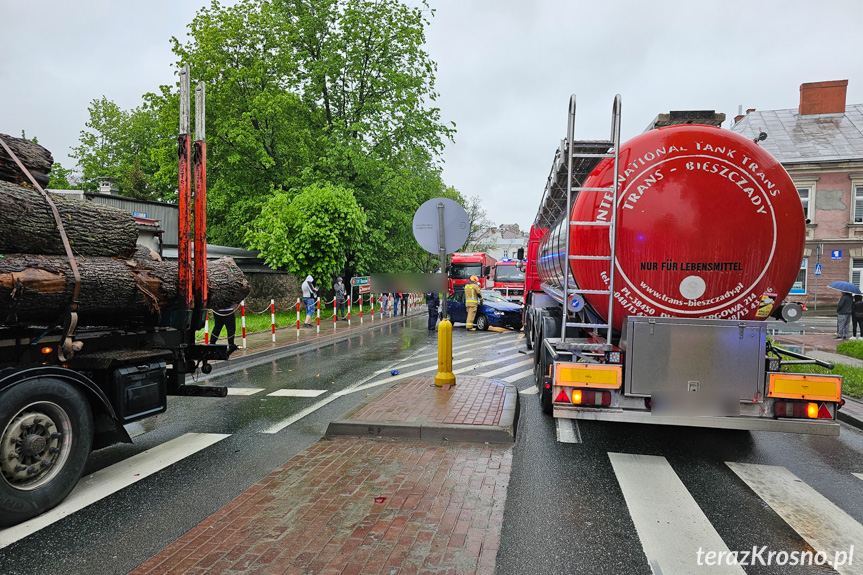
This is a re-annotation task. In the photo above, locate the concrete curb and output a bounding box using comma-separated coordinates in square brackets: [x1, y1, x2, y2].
[326, 381, 520, 443]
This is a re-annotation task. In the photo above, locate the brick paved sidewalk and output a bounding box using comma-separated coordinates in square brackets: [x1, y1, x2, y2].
[131, 439, 511, 575]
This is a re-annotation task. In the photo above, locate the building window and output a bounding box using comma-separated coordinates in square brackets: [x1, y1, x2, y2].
[790, 258, 807, 294]
[853, 259, 863, 289]
[797, 187, 810, 220]
[855, 185, 863, 223]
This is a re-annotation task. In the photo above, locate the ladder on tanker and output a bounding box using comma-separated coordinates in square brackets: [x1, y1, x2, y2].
[561, 95, 622, 350]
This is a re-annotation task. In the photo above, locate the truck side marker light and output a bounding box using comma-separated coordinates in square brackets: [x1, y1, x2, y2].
[555, 390, 570, 403]
[41, 347, 52, 354]
[545, 382, 551, 389]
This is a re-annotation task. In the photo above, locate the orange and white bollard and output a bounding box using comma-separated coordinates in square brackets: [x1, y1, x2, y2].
[241, 300, 247, 349]
[204, 310, 210, 344]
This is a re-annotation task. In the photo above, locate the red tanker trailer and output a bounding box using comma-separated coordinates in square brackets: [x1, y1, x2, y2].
[523, 96, 842, 435]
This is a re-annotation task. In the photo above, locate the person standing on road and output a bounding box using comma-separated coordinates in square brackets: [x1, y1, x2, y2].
[334, 277, 347, 320]
[381, 293, 389, 317]
[210, 307, 239, 354]
[302, 275, 318, 327]
[464, 275, 483, 331]
[426, 291, 440, 331]
[852, 295, 863, 340]
[393, 292, 402, 317]
[837, 290, 853, 340]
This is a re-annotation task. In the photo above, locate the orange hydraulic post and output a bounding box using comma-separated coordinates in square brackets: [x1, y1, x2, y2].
[177, 66, 193, 310]
[193, 81, 207, 310]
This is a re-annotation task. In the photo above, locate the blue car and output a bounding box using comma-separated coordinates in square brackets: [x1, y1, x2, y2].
[446, 290, 523, 331]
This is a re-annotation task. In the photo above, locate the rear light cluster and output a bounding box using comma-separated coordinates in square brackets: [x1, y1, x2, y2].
[774, 401, 832, 419]
[555, 388, 611, 406]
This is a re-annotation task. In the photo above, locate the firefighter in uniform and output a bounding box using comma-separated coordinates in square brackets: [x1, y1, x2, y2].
[464, 275, 483, 331]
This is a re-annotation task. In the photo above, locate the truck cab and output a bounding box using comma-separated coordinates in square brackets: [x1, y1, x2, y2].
[448, 252, 496, 293]
[491, 259, 526, 303]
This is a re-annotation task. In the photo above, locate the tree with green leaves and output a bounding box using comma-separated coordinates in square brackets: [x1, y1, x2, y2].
[71, 96, 175, 200]
[246, 182, 366, 280]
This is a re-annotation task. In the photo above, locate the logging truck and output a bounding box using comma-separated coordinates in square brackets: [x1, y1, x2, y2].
[524, 95, 843, 435]
[0, 72, 244, 527]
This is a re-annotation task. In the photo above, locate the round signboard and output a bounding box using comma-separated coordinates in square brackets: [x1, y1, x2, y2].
[412, 198, 470, 255]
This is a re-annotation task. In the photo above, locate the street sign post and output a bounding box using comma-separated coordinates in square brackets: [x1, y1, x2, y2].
[350, 276, 371, 287]
[413, 197, 469, 387]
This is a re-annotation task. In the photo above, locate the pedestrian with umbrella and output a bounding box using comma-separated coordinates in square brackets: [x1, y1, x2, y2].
[828, 281, 862, 340]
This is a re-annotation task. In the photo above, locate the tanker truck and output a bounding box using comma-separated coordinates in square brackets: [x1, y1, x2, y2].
[523, 95, 842, 435]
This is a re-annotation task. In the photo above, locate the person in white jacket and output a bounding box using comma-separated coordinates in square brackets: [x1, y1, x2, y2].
[301, 275, 318, 327]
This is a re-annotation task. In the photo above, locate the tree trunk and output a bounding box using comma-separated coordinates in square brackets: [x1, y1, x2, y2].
[0, 247, 249, 326]
[0, 134, 53, 188]
[0, 181, 139, 257]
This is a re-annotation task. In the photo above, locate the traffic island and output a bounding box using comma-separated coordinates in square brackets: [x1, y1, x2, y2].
[326, 376, 519, 443]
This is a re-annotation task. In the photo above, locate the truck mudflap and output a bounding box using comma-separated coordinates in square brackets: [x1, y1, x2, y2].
[552, 406, 841, 436]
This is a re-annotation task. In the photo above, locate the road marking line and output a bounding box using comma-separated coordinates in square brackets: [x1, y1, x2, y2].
[261, 343, 436, 434]
[556, 419, 581, 443]
[0, 433, 230, 549]
[267, 389, 328, 397]
[453, 350, 526, 375]
[727, 462, 863, 575]
[479, 357, 533, 378]
[609, 453, 744, 575]
[506, 369, 536, 384]
[226, 388, 265, 396]
[372, 342, 496, 374]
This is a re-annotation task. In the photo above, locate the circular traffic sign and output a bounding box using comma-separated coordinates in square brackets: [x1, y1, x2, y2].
[412, 198, 470, 255]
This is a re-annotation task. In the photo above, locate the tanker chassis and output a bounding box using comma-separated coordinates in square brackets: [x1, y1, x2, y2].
[523, 96, 842, 436]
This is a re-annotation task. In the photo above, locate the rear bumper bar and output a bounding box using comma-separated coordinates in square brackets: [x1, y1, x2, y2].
[553, 406, 840, 436]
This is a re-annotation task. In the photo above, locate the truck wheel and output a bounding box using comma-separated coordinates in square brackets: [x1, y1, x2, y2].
[0, 378, 93, 528]
[477, 314, 489, 331]
[537, 329, 554, 415]
[524, 312, 533, 350]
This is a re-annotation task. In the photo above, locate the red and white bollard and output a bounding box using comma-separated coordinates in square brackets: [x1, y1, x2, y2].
[296, 298, 301, 338]
[241, 300, 247, 349]
[347, 295, 351, 326]
[333, 299, 337, 330]
[204, 310, 210, 344]
[271, 299, 276, 342]
[370, 294, 374, 322]
[316, 297, 320, 334]
[359, 294, 363, 324]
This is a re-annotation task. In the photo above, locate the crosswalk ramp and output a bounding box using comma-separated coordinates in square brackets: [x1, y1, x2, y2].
[609, 453, 863, 575]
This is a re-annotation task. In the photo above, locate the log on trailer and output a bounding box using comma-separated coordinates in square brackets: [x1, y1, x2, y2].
[0, 133, 53, 188]
[0, 246, 250, 325]
[0, 181, 139, 257]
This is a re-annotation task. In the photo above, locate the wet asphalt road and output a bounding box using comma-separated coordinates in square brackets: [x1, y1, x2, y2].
[0, 319, 528, 575]
[3, 314, 863, 575]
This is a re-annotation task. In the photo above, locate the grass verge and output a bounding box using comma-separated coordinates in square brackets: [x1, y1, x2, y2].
[775, 339, 863, 399]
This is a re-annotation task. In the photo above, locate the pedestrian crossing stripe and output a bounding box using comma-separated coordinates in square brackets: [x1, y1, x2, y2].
[226, 388, 265, 396]
[0, 433, 230, 549]
[727, 462, 863, 575]
[853, 472, 863, 482]
[609, 453, 745, 575]
[268, 389, 328, 397]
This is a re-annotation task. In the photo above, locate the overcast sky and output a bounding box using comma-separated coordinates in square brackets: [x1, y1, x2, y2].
[2, 0, 861, 232]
